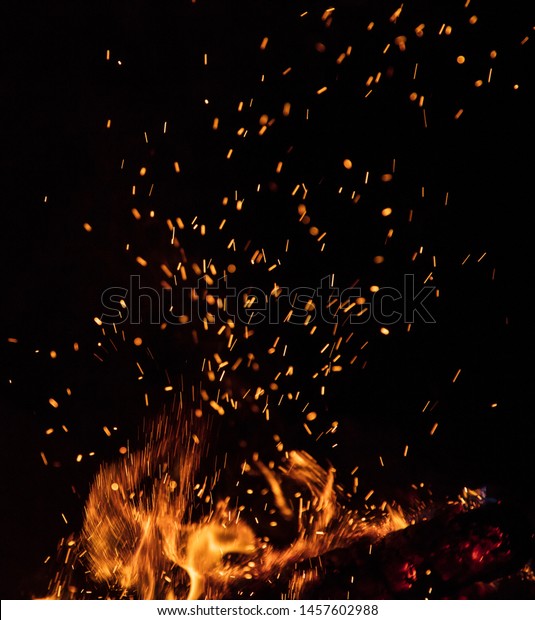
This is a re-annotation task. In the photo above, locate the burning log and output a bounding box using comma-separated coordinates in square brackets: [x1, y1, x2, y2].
[234, 502, 534, 600]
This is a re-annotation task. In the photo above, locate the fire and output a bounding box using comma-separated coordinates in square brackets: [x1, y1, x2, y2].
[45, 411, 413, 600]
[40, 405, 534, 601]
[81, 414, 255, 600]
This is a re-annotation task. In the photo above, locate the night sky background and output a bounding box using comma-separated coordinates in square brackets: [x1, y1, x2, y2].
[1, 0, 534, 600]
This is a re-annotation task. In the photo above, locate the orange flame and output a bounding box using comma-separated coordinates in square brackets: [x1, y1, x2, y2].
[49, 412, 415, 599]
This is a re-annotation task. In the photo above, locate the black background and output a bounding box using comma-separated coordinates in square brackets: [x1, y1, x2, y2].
[0, 0, 534, 599]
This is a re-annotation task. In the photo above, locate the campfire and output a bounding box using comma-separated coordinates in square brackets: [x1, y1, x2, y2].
[2, 0, 533, 604]
[43, 412, 533, 600]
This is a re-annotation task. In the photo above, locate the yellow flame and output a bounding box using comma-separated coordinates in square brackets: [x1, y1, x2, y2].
[48, 413, 431, 600]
